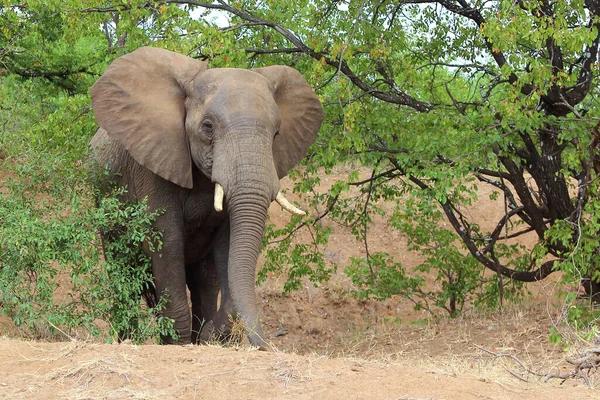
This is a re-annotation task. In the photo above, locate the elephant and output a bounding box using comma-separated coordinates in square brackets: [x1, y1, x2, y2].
[89, 46, 324, 349]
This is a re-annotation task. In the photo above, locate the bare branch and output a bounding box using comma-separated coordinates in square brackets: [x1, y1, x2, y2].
[482, 206, 525, 253]
[475, 344, 544, 380]
[544, 346, 600, 387]
[349, 168, 402, 186]
[367, 146, 409, 155]
[245, 47, 302, 55]
[566, 8, 600, 107]
[11, 66, 96, 79]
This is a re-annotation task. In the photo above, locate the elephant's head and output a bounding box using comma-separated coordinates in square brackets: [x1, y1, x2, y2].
[91, 47, 323, 348]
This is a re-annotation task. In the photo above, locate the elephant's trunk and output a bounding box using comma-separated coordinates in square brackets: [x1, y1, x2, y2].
[211, 126, 278, 350]
[227, 191, 270, 349]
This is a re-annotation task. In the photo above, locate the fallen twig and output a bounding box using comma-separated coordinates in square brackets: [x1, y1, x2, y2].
[544, 346, 600, 387]
[474, 344, 544, 379]
[507, 367, 531, 383]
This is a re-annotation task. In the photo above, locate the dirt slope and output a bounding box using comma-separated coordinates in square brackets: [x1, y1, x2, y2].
[0, 338, 596, 400]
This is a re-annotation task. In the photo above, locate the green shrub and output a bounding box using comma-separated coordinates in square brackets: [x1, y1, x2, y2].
[0, 91, 175, 343]
[0, 171, 176, 343]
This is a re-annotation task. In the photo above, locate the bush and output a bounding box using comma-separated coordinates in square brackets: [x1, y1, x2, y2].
[0, 170, 177, 342]
[0, 91, 175, 343]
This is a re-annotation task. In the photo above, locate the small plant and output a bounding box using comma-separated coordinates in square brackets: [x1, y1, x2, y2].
[345, 190, 496, 318]
[79, 187, 176, 343]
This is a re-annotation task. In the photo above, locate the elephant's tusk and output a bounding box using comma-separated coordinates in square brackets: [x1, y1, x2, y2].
[275, 191, 306, 216]
[214, 183, 224, 212]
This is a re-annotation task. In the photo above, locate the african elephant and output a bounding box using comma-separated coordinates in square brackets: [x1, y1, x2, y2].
[89, 46, 323, 349]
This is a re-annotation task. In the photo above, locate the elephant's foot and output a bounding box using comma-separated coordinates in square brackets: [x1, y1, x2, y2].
[160, 332, 192, 345]
[198, 314, 271, 351]
[198, 318, 236, 345]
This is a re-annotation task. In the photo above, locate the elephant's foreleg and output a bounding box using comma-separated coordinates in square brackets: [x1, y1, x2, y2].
[200, 223, 235, 343]
[151, 238, 191, 344]
[187, 255, 220, 344]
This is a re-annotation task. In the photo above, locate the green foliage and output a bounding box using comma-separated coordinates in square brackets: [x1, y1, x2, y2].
[243, 0, 600, 321]
[87, 190, 176, 343]
[0, 181, 175, 343]
[0, 62, 175, 342]
[549, 293, 600, 346]
[0, 148, 176, 343]
[343, 187, 518, 317]
[544, 185, 600, 345]
[260, 212, 335, 293]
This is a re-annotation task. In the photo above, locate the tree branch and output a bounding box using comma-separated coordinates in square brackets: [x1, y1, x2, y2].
[82, 0, 433, 111]
[11, 66, 96, 79]
[245, 47, 302, 55]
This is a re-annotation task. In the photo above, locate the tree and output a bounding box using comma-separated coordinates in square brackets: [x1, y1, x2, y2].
[158, 0, 600, 311]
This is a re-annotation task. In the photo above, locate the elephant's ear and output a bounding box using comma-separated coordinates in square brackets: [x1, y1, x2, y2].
[252, 66, 324, 179]
[91, 47, 207, 188]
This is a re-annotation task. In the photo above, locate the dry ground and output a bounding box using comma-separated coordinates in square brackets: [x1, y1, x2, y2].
[0, 338, 596, 400]
[1, 167, 598, 399]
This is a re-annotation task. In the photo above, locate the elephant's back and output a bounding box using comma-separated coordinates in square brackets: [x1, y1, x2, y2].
[88, 128, 180, 204]
[88, 127, 139, 196]
[89, 128, 129, 173]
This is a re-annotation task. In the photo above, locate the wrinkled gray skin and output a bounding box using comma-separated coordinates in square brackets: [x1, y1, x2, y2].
[89, 47, 323, 349]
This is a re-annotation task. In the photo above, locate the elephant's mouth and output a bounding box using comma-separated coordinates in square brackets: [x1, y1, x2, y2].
[212, 182, 305, 216]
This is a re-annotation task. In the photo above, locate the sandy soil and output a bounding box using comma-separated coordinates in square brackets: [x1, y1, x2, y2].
[0, 338, 596, 400]
[1, 167, 598, 399]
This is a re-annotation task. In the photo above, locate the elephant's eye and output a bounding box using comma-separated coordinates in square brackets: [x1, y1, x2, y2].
[202, 120, 214, 135]
[274, 129, 280, 137]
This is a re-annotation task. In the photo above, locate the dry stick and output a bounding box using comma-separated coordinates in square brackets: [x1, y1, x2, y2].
[544, 371, 592, 387]
[474, 344, 544, 380]
[478, 343, 600, 387]
[506, 368, 531, 383]
[46, 320, 77, 342]
[544, 346, 600, 387]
